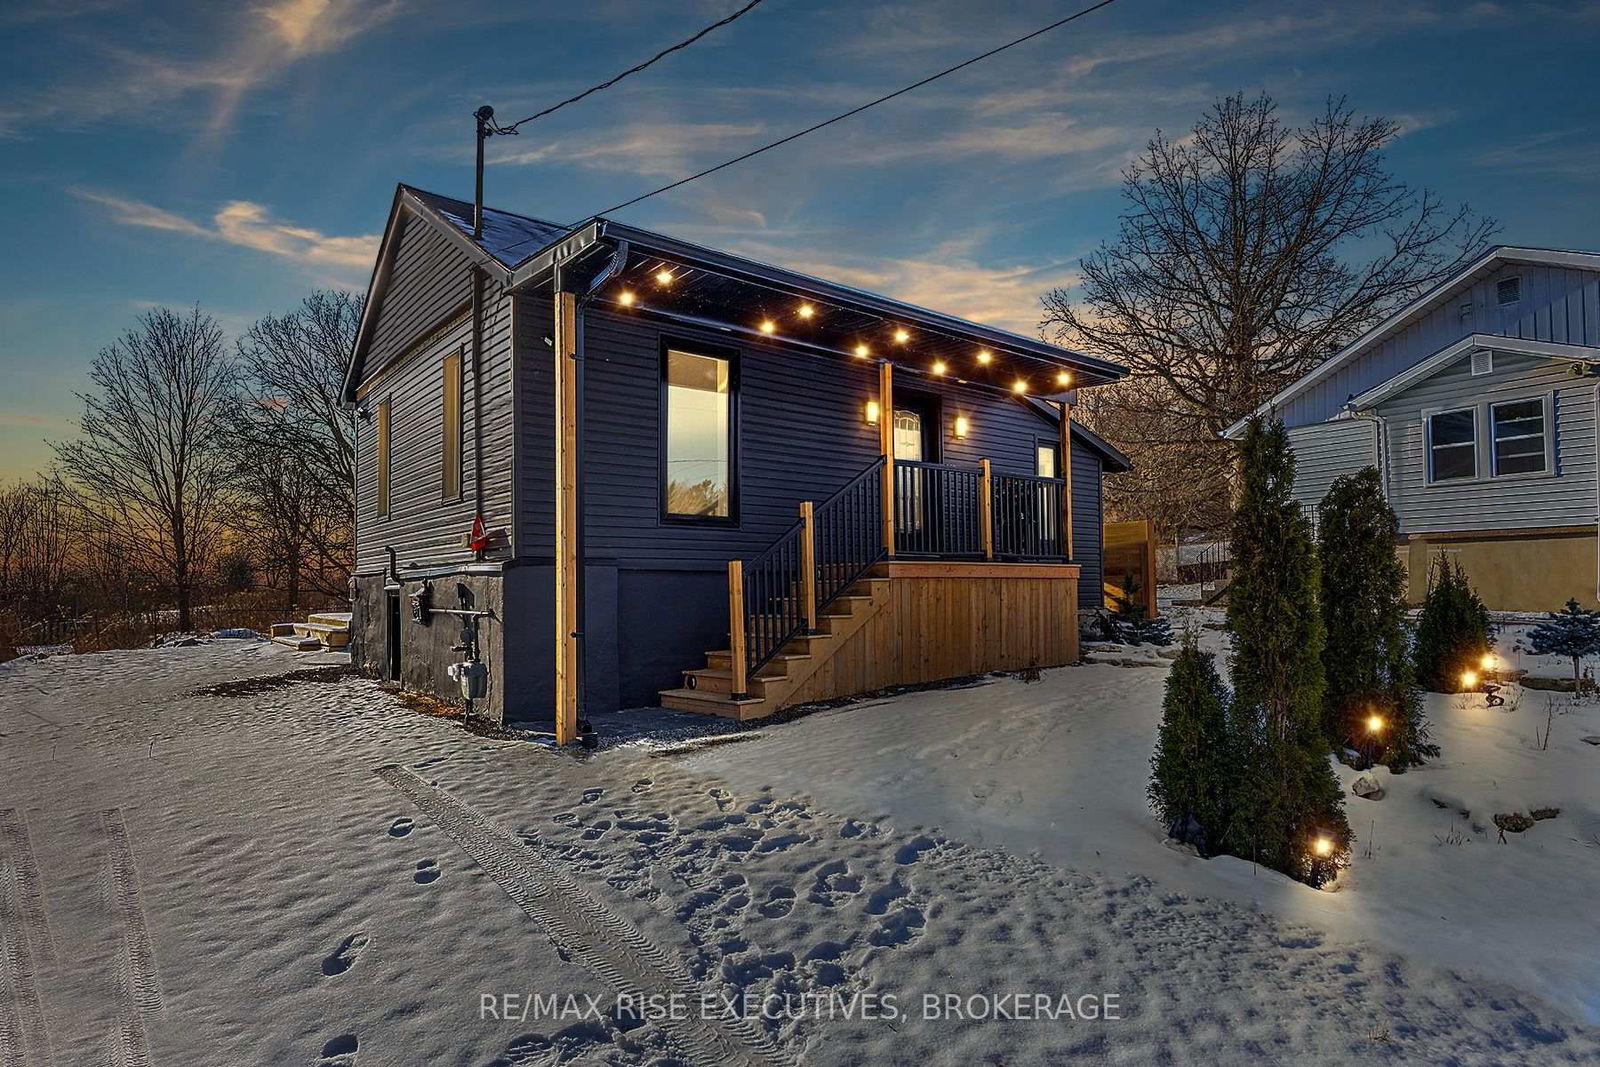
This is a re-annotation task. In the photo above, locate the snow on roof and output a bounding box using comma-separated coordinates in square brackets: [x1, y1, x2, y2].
[405, 187, 573, 270]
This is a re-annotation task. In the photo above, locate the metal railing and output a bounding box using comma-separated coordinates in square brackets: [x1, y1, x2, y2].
[815, 457, 887, 610]
[734, 520, 806, 692]
[992, 472, 1065, 560]
[893, 460, 983, 557]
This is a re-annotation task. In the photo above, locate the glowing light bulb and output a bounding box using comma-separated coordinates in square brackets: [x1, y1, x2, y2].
[1012, 380, 1028, 394]
[894, 328, 910, 344]
[759, 319, 776, 335]
[1366, 714, 1385, 734]
[1313, 837, 1333, 857]
[977, 349, 993, 364]
[1461, 670, 1479, 689]
[854, 343, 870, 358]
[654, 269, 673, 285]
[618, 290, 636, 306]
[931, 360, 947, 375]
[1056, 370, 1073, 387]
[1481, 653, 1496, 670]
[798, 303, 814, 319]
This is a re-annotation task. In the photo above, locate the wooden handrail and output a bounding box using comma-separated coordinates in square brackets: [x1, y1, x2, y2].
[727, 559, 748, 699]
[979, 458, 995, 561]
[799, 500, 818, 633]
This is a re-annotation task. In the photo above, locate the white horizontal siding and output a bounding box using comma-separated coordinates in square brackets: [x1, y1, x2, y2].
[1378, 349, 1597, 535]
[1287, 419, 1378, 509]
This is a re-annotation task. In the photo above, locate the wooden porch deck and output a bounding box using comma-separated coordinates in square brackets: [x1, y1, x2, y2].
[658, 560, 1079, 720]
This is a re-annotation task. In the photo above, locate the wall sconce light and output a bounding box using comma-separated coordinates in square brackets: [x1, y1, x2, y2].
[865, 400, 881, 426]
[953, 415, 970, 440]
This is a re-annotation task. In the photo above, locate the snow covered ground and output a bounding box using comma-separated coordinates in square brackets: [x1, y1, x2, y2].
[2, 636, 1597, 1065]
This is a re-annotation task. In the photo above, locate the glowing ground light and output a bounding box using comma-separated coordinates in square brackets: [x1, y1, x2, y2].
[1313, 837, 1334, 857]
[1462, 669, 1479, 689]
[1367, 713, 1385, 734]
[1481, 652, 1497, 670]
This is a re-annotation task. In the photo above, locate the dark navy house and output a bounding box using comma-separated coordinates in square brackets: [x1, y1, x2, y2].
[343, 186, 1129, 740]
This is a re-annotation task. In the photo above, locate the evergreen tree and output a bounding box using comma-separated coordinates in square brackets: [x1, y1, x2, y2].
[1224, 418, 1350, 887]
[1413, 554, 1492, 693]
[1149, 636, 1231, 854]
[1528, 599, 1600, 687]
[1318, 468, 1437, 768]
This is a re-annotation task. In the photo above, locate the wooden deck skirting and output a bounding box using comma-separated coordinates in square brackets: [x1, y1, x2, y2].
[660, 560, 1080, 720]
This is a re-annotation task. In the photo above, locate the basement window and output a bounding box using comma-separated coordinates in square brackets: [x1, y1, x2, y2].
[1426, 407, 1477, 482]
[661, 345, 736, 521]
[1490, 397, 1549, 477]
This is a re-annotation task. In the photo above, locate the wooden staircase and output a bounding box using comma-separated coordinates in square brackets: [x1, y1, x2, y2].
[659, 577, 889, 720]
[270, 611, 352, 652]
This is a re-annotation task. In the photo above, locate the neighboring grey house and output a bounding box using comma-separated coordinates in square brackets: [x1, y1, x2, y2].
[1225, 246, 1600, 611]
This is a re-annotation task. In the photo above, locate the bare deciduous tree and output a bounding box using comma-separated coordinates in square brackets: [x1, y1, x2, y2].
[52, 307, 236, 632]
[232, 290, 360, 600]
[1043, 92, 1497, 440]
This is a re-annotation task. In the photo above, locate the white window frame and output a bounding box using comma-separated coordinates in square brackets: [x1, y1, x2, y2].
[1488, 393, 1554, 480]
[1423, 405, 1479, 484]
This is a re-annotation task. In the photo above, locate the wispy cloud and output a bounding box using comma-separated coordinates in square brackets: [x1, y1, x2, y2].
[729, 235, 1079, 335]
[0, 412, 62, 427]
[1477, 128, 1600, 177]
[73, 189, 378, 274]
[0, 0, 399, 138]
[495, 121, 768, 178]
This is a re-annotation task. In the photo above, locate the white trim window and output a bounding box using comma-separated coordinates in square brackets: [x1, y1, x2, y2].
[1489, 396, 1550, 477]
[1426, 407, 1477, 482]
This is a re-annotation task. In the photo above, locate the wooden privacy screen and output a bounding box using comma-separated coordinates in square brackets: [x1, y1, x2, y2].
[1103, 519, 1158, 618]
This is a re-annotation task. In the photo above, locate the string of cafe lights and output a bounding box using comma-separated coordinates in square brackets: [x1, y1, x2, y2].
[615, 270, 1075, 395]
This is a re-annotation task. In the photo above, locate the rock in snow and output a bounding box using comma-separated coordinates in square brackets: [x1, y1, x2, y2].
[1351, 772, 1385, 800]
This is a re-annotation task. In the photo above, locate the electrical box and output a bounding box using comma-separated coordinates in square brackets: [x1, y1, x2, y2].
[447, 660, 488, 700]
[409, 579, 433, 625]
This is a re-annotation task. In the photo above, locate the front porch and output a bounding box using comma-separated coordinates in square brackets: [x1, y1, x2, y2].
[659, 441, 1081, 720]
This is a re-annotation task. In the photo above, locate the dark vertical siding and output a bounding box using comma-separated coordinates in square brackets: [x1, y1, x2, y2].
[353, 219, 516, 573]
[1070, 438, 1104, 607]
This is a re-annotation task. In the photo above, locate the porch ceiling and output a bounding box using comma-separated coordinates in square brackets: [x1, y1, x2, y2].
[589, 236, 1122, 400]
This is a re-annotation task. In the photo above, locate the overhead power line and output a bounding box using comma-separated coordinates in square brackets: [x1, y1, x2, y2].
[589, 0, 1122, 217]
[503, 0, 768, 132]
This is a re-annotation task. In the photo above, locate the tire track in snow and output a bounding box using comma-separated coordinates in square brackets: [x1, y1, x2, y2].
[0, 809, 55, 1067]
[376, 765, 791, 1067]
[99, 809, 162, 1067]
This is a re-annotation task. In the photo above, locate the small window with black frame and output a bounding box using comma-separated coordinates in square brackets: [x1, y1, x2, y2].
[662, 346, 735, 520]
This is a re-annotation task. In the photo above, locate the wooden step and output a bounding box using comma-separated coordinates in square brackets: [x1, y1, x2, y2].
[657, 687, 766, 719]
[292, 623, 350, 648]
[271, 633, 322, 651]
[683, 666, 789, 695]
[705, 649, 812, 672]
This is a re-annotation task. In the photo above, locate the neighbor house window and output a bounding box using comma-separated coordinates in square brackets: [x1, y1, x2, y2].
[442, 349, 462, 500]
[1426, 407, 1477, 482]
[1490, 397, 1549, 476]
[376, 397, 392, 517]
[662, 346, 735, 520]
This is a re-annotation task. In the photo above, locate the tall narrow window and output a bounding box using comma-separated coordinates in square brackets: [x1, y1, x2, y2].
[442, 349, 462, 500]
[1427, 407, 1476, 482]
[1491, 397, 1548, 476]
[663, 347, 734, 519]
[1036, 442, 1058, 479]
[375, 397, 392, 517]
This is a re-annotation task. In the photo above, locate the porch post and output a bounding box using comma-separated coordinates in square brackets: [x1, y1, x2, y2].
[879, 360, 895, 557]
[1059, 399, 1075, 561]
[553, 289, 580, 745]
[799, 500, 818, 632]
[979, 458, 994, 561]
[727, 560, 748, 700]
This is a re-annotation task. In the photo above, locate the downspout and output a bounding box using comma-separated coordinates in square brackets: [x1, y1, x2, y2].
[554, 236, 629, 731]
[471, 267, 487, 537]
[1346, 404, 1390, 501]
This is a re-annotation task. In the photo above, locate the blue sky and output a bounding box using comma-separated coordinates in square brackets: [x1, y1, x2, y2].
[2, 0, 1597, 480]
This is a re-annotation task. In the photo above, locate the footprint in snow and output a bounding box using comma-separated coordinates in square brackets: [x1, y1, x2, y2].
[321, 932, 369, 977]
[387, 817, 414, 838]
[630, 778, 654, 794]
[709, 787, 733, 811]
[580, 787, 604, 805]
[758, 885, 796, 919]
[414, 859, 440, 884]
[895, 835, 937, 865]
[316, 1033, 358, 1065]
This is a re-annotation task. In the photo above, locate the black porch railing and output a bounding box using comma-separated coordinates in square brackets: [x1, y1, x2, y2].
[992, 472, 1065, 560]
[725, 455, 1070, 698]
[893, 459, 983, 557]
